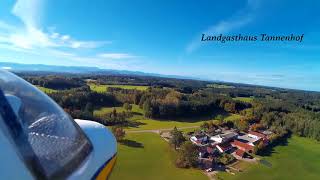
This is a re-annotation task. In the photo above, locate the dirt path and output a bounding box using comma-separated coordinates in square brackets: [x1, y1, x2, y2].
[126, 126, 199, 134]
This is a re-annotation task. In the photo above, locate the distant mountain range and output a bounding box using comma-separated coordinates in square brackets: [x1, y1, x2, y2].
[1, 62, 315, 92]
[0, 62, 199, 80]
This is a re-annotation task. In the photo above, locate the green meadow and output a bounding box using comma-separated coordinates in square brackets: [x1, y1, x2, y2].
[216, 136, 320, 180]
[232, 97, 254, 103]
[35, 86, 58, 93]
[89, 84, 149, 92]
[207, 84, 235, 89]
[94, 104, 242, 131]
[109, 133, 207, 180]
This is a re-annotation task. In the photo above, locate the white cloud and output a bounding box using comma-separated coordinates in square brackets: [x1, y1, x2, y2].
[50, 32, 59, 39]
[98, 53, 138, 59]
[0, 0, 109, 50]
[0, 0, 139, 70]
[12, 0, 43, 29]
[61, 35, 70, 41]
[1, 66, 12, 70]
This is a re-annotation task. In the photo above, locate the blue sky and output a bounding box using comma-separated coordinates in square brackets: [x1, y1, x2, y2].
[0, 0, 320, 91]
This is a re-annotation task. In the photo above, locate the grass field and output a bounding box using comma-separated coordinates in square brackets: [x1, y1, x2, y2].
[95, 105, 243, 131]
[224, 114, 242, 122]
[109, 133, 207, 180]
[232, 97, 254, 103]
[95, 105, 211, 130]
[207, 84, 235, 89]
[89, 83, 149, 92]
[216, 136, 320, 180]
[127, 117, 209, 131]
[94, 104, 143, 116]
[36, 86, 58, 93]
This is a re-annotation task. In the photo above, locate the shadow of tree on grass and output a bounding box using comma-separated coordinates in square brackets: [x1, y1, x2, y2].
[125, 120, 146, 128]
[258, 132, 292, 157]
[119, 139, 144, 148]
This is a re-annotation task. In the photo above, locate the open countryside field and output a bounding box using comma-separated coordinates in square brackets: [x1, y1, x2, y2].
[216, 136, 320, 180]
[89, 83, 149, 92]
[94, 104, 143, 116]
[207, 84, 235, 88]
[127, 117, 208, 131]
[224, 114, 242, 122]
[232, 97, 254, 103]
[36, 86, 58, 93]
[94, 105, 242, 131]
[109, 133, 207, 180]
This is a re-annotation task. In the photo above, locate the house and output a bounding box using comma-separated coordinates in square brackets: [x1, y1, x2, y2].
[210, 131, 238, 143]
[231, 140, 254, 153]
[216, 142, 233, 153]
[190, 134, 208, 145]
[206, 146, 215, 154]
[199, 146, 217, 158]
[248, 131, 266, 140]
[235, 149, 246, 158]
[237, 133, 261, 146]
[262, 130, 273, 136]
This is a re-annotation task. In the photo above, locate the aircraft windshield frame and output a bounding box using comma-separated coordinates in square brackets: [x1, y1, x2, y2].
[0, 71, 93, 179]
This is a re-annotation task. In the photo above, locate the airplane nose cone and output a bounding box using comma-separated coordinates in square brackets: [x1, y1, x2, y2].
[74, 119, 117, 179]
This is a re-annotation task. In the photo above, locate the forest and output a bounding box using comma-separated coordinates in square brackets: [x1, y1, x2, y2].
[20, 73, 320, 141]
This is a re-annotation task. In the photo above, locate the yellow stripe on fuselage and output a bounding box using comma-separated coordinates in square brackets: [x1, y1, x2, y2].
[96, 155, 117, 180]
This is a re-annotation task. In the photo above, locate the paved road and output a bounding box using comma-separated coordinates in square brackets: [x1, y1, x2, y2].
[126, 126, 200, 133]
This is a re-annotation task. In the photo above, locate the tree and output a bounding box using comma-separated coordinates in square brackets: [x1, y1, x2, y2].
[200, 122, 209, 129]
[143, 100, 152, 118]
[216, 114, 225, 125]
[123, 102, 132, 112]
[224, 102, 236, 113]
[111, 108, 117, 119]
[253, 140, 266, 154]
[251, 123, 265, 131]
[111, 126, 126, 141]
[175, 141, 198, 168]
[84, 102, 94, 116]
[170, 127, 185, 150]
[218, 153, 235, 165]
[235, 118, 249, 131]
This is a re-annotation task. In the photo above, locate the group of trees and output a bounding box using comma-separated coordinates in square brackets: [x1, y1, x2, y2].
[169, 127, 198, 168]
[175, 141, 199, 168]
[24, 75, 85, 90]
[218, 153, 236, 165]
[95, 108, 133, 126]
[107, 87, 143, 104]
[111, 126, 126, 141]
[169, 127, 186, 150]
[21, 73, 320, 142]
[138, 88, 250, 119]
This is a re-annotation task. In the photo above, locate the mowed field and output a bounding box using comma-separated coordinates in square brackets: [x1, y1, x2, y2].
[232, 97, 254, 103]
[94, 104, 143, 116]
[216, 136, 320, 180]
[109, 133, 207, 180]
[89, 84, 149, 92]
[94, 104, 242, 131]
[36, 86, 57, 93]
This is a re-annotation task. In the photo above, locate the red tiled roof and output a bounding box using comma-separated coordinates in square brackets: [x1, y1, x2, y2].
[231, 140, 254, 152]
[235, 149, 245, 157]
[207, 147, 214, 154]
[249, 131, 266, 139]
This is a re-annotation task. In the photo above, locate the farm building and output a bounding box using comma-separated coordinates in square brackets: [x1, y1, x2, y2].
[190, 134, 208, 146]
[210, 131, 238, 143]
[216, 142, 233, 153]
[231, 140, 255, 153]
